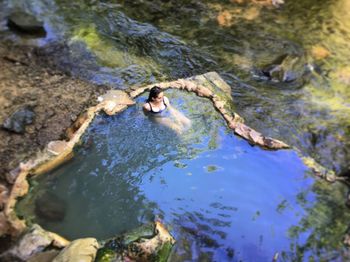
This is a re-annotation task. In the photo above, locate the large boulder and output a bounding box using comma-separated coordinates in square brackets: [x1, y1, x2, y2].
[2, 106, 35, 134]
[7, 11, 46, 36]
[52, 238, 99, 262]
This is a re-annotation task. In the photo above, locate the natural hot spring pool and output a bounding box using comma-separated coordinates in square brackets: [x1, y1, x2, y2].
[17, 89, 350, 261]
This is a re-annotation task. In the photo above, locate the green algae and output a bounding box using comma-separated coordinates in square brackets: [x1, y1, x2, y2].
[70, 24, 160, 72]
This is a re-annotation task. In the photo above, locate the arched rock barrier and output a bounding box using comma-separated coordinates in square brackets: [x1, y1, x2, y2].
[2, 71, 340, 252]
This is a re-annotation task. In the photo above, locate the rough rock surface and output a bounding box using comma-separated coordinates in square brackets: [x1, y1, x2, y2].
[2, 106, 35, 134]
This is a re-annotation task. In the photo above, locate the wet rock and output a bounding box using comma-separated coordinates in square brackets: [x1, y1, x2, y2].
[35, 192, 67, 222]
[1, 224, 63, 261]
[258, 54, 307, 86]
[7, 11, 46, 37]
[2, 106, 35, 134]
[100, 221, 175, 261]
[233, 123, 289, 149]
[52, 238, 99, 262]
[99, 90, 135, 115]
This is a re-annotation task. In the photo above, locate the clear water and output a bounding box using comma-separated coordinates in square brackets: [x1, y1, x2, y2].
[17, 90, 350, 261]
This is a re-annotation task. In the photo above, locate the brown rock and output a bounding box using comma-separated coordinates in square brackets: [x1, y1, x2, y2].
[0, 212, 9, 236]
[183, 81, 197, 92]
[213, 99, 226, 110]
[196, 85, 213, 97]
[65, 112, 88, 139]
[248, 129, 265, 145]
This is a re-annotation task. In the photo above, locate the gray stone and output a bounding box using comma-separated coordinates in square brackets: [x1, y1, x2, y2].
[255, 54, 309, 88]
[7, 11, 46, 36]
[2, 106, 35, 134]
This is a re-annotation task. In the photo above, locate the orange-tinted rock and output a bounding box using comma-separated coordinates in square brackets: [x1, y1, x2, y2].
[243, 7, 260, 20]
[311, 45, 330, 60]
[217, 10, 233, 27]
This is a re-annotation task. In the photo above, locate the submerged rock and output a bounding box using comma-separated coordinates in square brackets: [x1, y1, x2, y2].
[2, 106, 35, 134]
[7, 11, 46, 37]
[35, 192, 67, 222]
[254, 54, 308, 88]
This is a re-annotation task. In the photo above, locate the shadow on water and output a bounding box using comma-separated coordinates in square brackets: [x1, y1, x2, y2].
[16, 90, 350, 261]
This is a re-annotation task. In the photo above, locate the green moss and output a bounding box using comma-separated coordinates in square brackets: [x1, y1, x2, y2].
[94, 248, 117, 262]
[70, 24, 160, 71]
[154, 242, 174, 262]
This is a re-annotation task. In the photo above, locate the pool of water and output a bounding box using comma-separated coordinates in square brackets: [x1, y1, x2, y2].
[17, 90, 350, 261]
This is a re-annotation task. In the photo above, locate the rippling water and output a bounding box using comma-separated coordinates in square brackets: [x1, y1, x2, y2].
[17, 90, 350, 261]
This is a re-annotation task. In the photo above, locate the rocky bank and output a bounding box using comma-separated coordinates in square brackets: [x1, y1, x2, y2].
[0, 40, 108, 245]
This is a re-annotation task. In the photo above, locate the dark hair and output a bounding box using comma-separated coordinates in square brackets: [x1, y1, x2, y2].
[147, 86, 162, 102]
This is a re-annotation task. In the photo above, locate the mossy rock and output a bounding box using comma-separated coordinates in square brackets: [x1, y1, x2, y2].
[94, 247, 119, 262]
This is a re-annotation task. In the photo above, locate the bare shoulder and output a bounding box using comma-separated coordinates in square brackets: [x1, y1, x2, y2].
[143, 102, 151, 111]
[164, 96, 170, 105]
